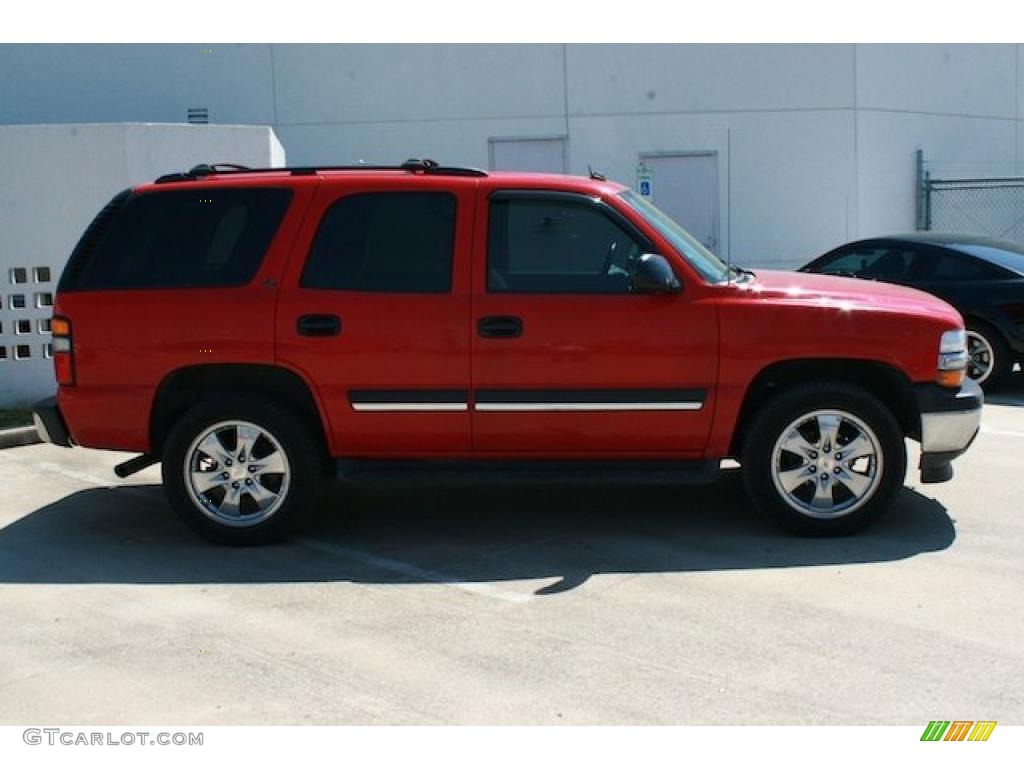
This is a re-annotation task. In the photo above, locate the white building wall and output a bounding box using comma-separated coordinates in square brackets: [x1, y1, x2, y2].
[272, 44, 567, 125]
[0, 45, 277, 125]
[855, 112, 1018, 237]
[565, 44, 855, 113]
[856, 44, 1017, 119]
[0, 123, 284, 407]
[0, 44, 1020, 276]
[852, 45, 1023, 242]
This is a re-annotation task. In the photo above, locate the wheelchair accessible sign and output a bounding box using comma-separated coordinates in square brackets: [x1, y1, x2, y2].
[636, 161, 653, 200]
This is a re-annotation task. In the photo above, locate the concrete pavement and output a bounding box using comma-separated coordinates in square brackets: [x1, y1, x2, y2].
[1, 384, 1022, 724]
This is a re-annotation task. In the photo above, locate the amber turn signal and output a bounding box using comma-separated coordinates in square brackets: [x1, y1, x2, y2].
[936, 368, 965, 388]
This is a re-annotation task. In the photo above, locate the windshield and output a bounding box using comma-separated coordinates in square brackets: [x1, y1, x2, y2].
[618, 190, 729, 284]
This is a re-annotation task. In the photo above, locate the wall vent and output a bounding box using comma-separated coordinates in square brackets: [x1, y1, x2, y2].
[187, 107, 209, 124]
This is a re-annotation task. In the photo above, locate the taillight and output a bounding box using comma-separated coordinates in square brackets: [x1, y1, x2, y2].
[51, 315, 75, 386]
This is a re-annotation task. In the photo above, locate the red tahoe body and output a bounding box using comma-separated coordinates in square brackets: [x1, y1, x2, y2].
[33, 160, 983, 544]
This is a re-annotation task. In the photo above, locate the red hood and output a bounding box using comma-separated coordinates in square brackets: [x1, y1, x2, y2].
[736, 269, 963, 326]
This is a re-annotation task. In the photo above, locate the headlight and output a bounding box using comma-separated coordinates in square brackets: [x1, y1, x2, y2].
[937, 329, 967, 387]
[939, 329, 965, 353]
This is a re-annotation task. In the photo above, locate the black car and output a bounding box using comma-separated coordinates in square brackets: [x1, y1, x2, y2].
[800, 234, 1024, 389]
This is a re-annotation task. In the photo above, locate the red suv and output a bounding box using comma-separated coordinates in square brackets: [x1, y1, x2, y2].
[32, 159, 982, 544]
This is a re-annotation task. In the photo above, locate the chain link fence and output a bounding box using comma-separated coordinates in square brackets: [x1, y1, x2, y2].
[923, 178, 1024, 242]
[916, 152, 1024, 242]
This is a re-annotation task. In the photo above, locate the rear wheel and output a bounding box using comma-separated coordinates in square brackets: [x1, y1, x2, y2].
[965, 323, 1012, 390]
[741, 382, 906, 535]
[162, 397, 324, 544]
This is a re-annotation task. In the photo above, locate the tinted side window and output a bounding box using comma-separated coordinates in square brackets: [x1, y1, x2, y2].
[819, 248, 913, 280]
[488, 198, 644, 293]
[75, 188, 291, 290]
[927, 253, 1006, 281]
[861, 249, 914, 280]
[302, 192, 456, 293]
[816, 248, 883, 275]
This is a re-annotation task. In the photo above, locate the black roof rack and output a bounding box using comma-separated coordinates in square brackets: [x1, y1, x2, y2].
[154, 158, 488, 184]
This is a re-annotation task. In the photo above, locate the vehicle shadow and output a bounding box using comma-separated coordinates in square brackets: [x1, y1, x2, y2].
[985, 369, 1024, 406]
[0, 470, 956, 594]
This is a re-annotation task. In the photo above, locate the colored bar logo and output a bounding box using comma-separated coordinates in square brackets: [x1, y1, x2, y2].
[921, 720, 997, 741]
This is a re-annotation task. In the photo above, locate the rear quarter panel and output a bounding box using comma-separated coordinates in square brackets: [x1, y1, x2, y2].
[55, 179, 318, 451]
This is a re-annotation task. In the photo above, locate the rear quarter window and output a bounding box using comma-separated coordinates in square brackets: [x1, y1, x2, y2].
[68, 188, 292, 290]
[925, 252, 1013, 281]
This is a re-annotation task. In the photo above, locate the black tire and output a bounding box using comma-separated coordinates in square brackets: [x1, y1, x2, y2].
[162, 397, 325, 545]
[741, 381, 906, 536]
[966, 321, 1012, 391]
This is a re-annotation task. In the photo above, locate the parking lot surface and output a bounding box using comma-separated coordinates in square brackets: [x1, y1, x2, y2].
[1, 383, 1023, 725]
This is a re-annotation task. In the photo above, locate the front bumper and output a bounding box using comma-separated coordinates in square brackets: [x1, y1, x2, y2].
[32, 396, 73, 447]
[914, 379, 983, 483]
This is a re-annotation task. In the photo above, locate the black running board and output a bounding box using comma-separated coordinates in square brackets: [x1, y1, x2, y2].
[333, 458, 720, 487]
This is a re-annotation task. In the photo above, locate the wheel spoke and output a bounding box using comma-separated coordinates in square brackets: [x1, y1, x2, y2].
[254, 449, 286, 476]
[235, 424, 261, 463]
[246, 481, 278, 509]
[779, 429, 817, 459]
[197, 432, 232, 465]
[192, 469, 227, 494]
[816, 414, 841, 453]
[778, 466, 815, 493]
[218, 485, 243, 517]
[839, 434, 874, 462]
[835, 468, 871, 499]
[810, 475, 835, 509]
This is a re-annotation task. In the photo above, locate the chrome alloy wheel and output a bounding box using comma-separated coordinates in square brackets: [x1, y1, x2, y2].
[184, 420, 291, 527]
[965, 330, 994, 384]
[770, 409, 883, 518]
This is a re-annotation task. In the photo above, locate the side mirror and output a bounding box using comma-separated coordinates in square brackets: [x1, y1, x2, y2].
[630, 253, 681, 295]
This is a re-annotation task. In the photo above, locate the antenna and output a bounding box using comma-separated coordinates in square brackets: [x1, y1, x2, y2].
[726, 237, 733, 284]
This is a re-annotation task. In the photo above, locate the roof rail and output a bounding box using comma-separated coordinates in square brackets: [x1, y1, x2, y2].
[154, 158, 488, 184]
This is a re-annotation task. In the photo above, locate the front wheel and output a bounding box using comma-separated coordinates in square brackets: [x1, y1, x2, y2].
[162, 397, 324, 545]
[741, 382, 906, 535]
